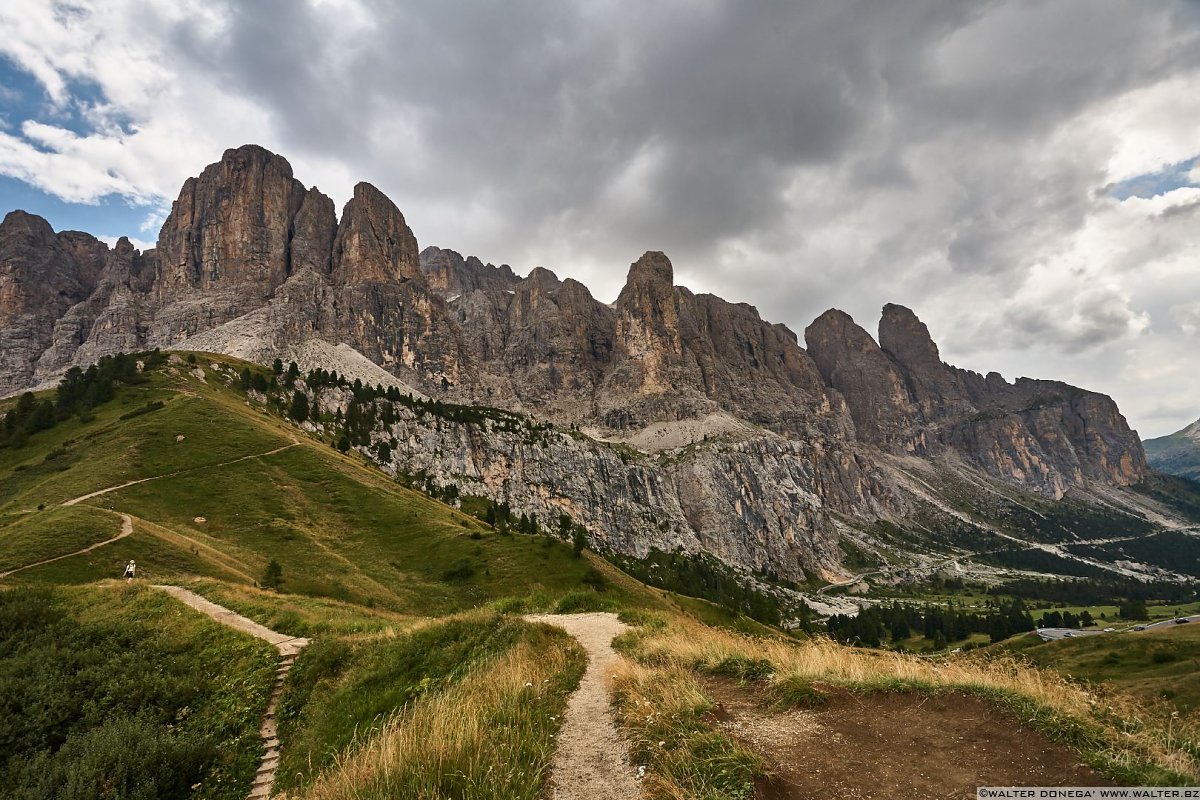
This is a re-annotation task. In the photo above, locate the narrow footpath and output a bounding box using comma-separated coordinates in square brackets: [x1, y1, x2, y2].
[0, 440, 299, 582]
[155, 585, 309, 800]
[525, 612, 640, 800]
[0, 512, 133, 579]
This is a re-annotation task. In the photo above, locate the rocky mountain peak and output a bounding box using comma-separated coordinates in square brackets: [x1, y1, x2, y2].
[624, 250, 674, 290]
[332, 182, 421, 284]
[805, 309, 878, 356]
[525, 266, 561, 291]
[2, 209, 55, 240]
[418, 246, 520, 296]
[154, 143, 306, 303]
[878, 303, 941, 368]
[805, 308, 921, 449]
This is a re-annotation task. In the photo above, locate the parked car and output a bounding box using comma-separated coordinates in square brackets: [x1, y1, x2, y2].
[1133, 625, 1147, 631]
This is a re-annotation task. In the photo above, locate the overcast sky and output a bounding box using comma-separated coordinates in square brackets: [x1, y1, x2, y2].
[2, 1, 1199, 437]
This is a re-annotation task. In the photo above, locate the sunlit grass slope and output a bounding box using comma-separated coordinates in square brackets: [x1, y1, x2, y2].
[1003, 623, 1200, 715]
[0, 355, 656, 615]
[0, 582, 275, 800]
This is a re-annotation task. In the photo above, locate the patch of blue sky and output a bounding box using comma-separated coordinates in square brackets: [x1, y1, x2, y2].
[0, 56, 134, 139]
[1108, 156, 1199, 201]
[0, 176, 155, 241]
[0, 57, 151, 239]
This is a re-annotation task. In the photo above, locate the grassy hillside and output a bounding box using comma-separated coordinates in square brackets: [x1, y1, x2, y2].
[0, 354, 654, 615]
[1002, 624, 1200, 715]
[5, 352, 1200, 797]
[0, 582, 276, 800]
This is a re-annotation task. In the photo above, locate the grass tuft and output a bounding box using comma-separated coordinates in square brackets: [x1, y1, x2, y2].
[766, 674, 828, 709]
[611, 658, 765, 800]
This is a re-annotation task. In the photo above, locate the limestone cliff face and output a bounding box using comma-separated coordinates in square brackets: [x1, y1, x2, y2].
[332, 183, 421, 284]
[422, 246, 617, 414]
[804, 309, 921, 450]
[806, 304, 1146, 496]
[309, 384, 894, 581]
[608, 251, 685, 397]
[0, 212, 107, 389]
[419, 246, 519, 295]
[35, 237, 150, 376]
[155, 145, 308, 305]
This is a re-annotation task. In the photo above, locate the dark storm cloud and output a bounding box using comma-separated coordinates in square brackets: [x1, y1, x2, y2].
[153, 0, 1196, 300]
[162, 2, 981, 259]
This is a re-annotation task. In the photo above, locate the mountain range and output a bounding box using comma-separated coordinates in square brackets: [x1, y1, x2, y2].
[1145, 418, 1200, 482]
[0, 144, 1166, 585]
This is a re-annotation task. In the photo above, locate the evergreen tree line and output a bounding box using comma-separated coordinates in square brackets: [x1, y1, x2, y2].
[826, 598, 1036, 649]
[1000, 576, 1197, 607]
[1, 350, 166, 449]
[1038, 609, 1098, 628]
[611, 548, 796, 626]
[300, 365, 547, 434]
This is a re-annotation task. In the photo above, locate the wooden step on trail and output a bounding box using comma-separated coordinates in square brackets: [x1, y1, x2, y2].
[153, 585, 308, 799]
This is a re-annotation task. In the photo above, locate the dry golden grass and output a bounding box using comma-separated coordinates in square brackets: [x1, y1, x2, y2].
[610, 657, 764, 800]
[292, 631, 584, 800]
[625, 618, 1200, 784]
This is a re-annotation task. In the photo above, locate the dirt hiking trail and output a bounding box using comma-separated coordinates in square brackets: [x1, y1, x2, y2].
[62, 440, 299, 507]
[156, 585, 308, 800]
[0, 512, 132, 579]
[526, 612, 641, 800]
[705, 679, 1108, 799]
[0, 440, 299, 581]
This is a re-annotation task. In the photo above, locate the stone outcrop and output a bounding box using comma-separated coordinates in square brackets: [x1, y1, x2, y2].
[332, 183, 421, 284]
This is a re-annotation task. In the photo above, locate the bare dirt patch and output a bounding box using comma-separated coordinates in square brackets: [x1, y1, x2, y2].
[704, 679, 1110, 799]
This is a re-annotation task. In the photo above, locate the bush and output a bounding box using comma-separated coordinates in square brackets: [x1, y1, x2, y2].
[581, 566, 607, 590]
[554, 590, 615, 614]
[0, 586, 272, 800]
[491, 597, 528, 614]
[440, 559, 475, 582]
[710, 656, 774, 681]
[5, 716, 215, 800]
[767, 674, 829, 709]
[262, 559, 283, 590]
